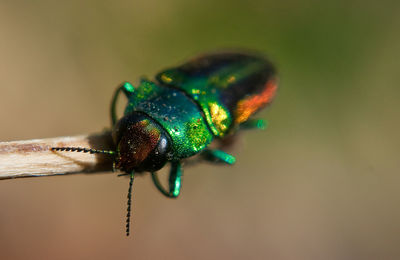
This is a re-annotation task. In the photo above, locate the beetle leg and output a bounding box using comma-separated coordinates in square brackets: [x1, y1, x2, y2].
[240, 119, 267, 130]
[151, 161, 182, 198]
[111, 82, 135, 126]
[202, 149, 236, 165]
[117, 172, 131, 177]
[168, 161, 183, 197]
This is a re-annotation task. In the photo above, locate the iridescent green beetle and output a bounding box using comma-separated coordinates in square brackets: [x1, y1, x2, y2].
[53, 51, 278, 235]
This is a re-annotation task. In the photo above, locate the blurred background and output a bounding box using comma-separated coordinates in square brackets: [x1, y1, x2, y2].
[0, 0, 399, 259]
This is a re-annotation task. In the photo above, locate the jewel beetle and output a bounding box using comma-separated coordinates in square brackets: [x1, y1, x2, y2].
[52, 51, 278, 235]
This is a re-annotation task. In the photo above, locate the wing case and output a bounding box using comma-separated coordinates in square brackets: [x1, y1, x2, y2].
[156, 51, 277, 137]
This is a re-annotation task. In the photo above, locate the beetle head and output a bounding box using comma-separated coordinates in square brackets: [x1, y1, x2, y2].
[112, 112, 172, 173]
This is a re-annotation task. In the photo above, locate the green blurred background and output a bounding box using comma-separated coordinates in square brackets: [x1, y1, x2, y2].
[1, 0, 399, 259]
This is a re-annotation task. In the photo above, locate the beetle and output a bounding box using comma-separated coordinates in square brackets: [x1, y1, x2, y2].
[52, 51, 278, 235]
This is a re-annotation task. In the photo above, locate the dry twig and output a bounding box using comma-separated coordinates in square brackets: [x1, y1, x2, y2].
[0, 131, 114, 180]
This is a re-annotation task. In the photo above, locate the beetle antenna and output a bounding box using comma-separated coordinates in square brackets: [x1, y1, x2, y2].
[126, 171, 135, 236]
[51, 147, 115, 156]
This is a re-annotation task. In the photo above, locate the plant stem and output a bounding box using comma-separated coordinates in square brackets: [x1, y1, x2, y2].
[0, 131, 114, 180]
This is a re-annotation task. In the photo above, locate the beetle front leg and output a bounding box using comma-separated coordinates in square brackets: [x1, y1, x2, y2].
[240, 119, 267, 130]
[110, 82, 135, 126]
[151, 161, 182, 198]
[202, 149, 236, 165]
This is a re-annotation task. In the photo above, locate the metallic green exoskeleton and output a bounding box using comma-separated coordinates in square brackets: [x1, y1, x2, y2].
[52, 51, 278, 235]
